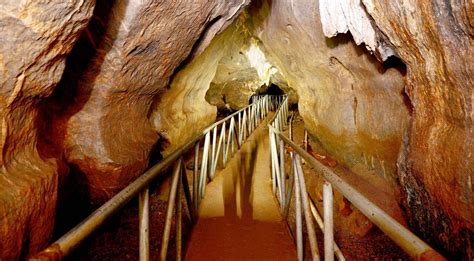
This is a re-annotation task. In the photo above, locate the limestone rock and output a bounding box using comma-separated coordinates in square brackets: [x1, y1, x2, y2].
[250, 0, 473, 257]
[319, 0, 395, 60]
[360, 0, 473, 257]
[250, 0, 409, 186]
[0, 1, 95, 259]
[44, 0, 250, 203]
[153, 13, 288, 155]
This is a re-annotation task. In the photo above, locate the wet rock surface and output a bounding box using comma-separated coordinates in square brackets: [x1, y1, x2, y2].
[250, 0, 409, 186]
[335, 0, 473, 257]
[249, 0, 472, 257]
[153, 13, 290, 155]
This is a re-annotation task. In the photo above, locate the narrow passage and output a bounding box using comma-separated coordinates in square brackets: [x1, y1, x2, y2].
[185, 115, 296, 260]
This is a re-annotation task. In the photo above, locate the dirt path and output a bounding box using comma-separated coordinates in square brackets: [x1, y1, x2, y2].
[185, 117, 296, 260]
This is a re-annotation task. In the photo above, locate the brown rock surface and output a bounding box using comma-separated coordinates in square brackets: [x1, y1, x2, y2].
[0, 0, 471, 259]
[153, 13, 289, 155]
[0, 1, 95, 259]
[359, 1, 473, 257]
[1, 0, 250, 258]
[250, 0, 409, 184]
[43, 0, 250, 203]
[249, 0, 473, 257]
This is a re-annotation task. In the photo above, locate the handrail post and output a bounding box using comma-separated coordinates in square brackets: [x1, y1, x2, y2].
[193, 141, 200, 212]
[294, 159, 303, 261]
[272, 127, 446, 260]
[180, 160, 195, 223]
[200, 133, 210, 198]
[211, 126, 217, 179]
[160, 159, 182, 260]
[270, 128, 277, 195]
[295, 155, 320, 260]
[139, 187, 149, 261]
[324, 182, 334, 261]
[279, 141, 286, 209]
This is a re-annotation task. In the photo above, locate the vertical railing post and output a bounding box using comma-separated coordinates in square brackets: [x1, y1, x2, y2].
[180, 160, 194, 223]
[160, 159, 181, 260]
[221, 122, 227, 165]
[238, 112, 242, 143]
[211, 126, 217, 178]
[279, 141, 286, 210]
[283, 152, 295, 218]
[270, 128, 277, 195]
[295, 155, 320, 260]
[270, 130, 282, 202]
[289, 114, 293, 141]
[212, 125, 224, 176]
[324, 182, 334, 261]
[193, 141, 199, 211]
[294, 160, 303, 261]
[200, 133, 210, 198]
[229, 117, 235, 155]
[139, 187, 149, 261]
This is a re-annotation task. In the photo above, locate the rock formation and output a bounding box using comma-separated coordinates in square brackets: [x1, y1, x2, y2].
[0, 0, 249, 258]
[152, 13, 291, 155]
[251, 0, 473, 257]
[0, 1, 95, 259]
[0, 0, 471, 259]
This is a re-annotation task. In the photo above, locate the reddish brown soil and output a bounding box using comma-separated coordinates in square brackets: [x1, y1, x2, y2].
[186, 217, 296, 260]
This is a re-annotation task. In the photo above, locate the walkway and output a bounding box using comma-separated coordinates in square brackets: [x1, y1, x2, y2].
[185, 116, 297, 260]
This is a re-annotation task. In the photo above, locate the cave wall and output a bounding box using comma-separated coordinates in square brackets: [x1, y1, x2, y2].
[43, 0, 251, 204]
[249, 0, 472, 257]
[358, 0, 473, 257]
[0, 0, 250, 258]
[0, 1, 95, 259]
[250, 0, 409, 184]
[153, 13, 290, 155]
[0, 0, 471, 259]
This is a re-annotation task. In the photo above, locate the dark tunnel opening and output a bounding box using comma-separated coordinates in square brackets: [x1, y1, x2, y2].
[263, 83, 285, 95]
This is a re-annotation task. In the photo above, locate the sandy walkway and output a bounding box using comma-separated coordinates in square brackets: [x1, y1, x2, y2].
[185, 117, 296, 260]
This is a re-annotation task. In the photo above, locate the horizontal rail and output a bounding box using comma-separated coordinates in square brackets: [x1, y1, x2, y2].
[270, 125, 446, 260]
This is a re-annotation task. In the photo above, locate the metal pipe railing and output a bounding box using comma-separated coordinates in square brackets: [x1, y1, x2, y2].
[32, 95, 273, 260]
[267, 97, 446, 261]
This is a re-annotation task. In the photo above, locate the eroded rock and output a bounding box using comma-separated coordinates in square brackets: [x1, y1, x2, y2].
[43, 0, 250, 203]
[153, 13, 289, 155]
[250, 0, 409, 185]
[0, 1, 95, 259]
[359, 1, 473, 257]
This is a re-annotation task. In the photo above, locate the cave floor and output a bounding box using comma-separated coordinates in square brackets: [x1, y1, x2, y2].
[185, 114, 297, 260]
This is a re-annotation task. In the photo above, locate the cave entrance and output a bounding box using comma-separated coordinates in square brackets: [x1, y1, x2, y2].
[265, 83, 284, 95]
[251, 83, 285, 104]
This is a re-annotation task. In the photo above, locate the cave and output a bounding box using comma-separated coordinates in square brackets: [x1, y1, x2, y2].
[0, 0, 472, 260]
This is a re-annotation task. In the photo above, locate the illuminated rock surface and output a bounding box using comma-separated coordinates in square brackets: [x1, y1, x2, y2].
[0, 0, 472, 259]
